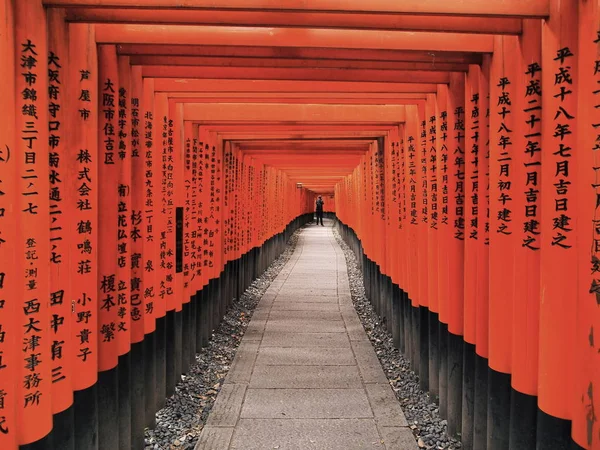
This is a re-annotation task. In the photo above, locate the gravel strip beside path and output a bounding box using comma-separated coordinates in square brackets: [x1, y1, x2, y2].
[144, 230, 302, 450]
[332, 227, 462, 450]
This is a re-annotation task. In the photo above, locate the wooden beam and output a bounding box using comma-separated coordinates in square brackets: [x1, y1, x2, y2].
[64, 8, 523, 34]
[141, 66, 452, 83]
[169, 92, 427, 99]
[44, 0, 549, 18]
[155, 79, 438, 93]
[200, 123, 396, 132]
[94, 25, 495, 52]
[174, 97, 426, 105]
[131, 55, 469, 72]
[118, 45, 483, 64]
[183, 103, 406, 122]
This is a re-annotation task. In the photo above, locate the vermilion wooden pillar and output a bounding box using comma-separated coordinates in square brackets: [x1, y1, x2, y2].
[141, 76, 157, 428]
[473, 53, 491, 450]
[426, 93, 439, 401]
[435, 84, 451, 421]
[0, 1, 17, 448]
[575, 2, 600, 450]
[462, 63, 481, 450]
[540, 0, 579, 448]
[116, 55, 132, 450]
[170, 102, 184, 379]
[128, 64, 145, 450]
[14, 1, 52, 447]
[405, 105, 421, 377]
[509, 19, 543, 450]
[446, 71, 465, 439]
[487, 35, 517, 450]
[416, 103, 430, 392]
[152, 91, 169, 408]
[97, 43, 120, 450]
[46, 8, 74, 449]
[68, 21, 99, 450]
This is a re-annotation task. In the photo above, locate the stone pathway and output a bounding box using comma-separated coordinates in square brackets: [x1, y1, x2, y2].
[195, 220, 417, 450]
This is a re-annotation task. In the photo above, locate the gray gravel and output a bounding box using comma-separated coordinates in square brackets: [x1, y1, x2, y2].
[332, 226, 462, 450]
[144, 230, 302, 450]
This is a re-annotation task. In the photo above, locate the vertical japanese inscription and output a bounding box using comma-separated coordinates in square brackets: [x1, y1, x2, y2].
[420, 120, 428, 226]
[47, 27, 70, 406]
[495, 75, 514, 237]
[70, 27, 98, 386]
[165, 117, 175, 308]
[550, 47, 576, 249]
[18, 35, 51, 422]
[453, 105, 466, 240]
[129, 88, 144, 339]
[429, 113, 438, 230]
[97, 46, 119, 367]
[439, 111, 449, 227]
[116, 65, 130, 351]
[408, 135, 418, 226]
[468, 94, 480, 240]
[521, 62, 543, 250]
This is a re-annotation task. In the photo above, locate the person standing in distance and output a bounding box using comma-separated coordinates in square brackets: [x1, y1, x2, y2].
[315, 195, 324, 226]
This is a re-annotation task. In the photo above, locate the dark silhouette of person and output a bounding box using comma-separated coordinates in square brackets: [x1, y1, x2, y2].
[315, 195, 324, 226]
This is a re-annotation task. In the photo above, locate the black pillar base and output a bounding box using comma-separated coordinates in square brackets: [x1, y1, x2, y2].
[118, 352, 131, 450]
[509, 389, 537, 450]
[447, 331, 463, 438]
[419, 306, 429, 391]
[487, 367, 511, 450]
[411, 304, 420, 377]
[536, 408, 576, 450]
[143, 332, 156, 429]
[391, 284, 401, 349]
[131, 341, 145, 450]
[73, 383, 98, 450]
[155, 315, 167, 410]
[473, 353, 488, 450]
[50, 404, 75, 450]
[182, 301, 191, 374]
[174, 309, 183, 381]
[429, 310, 440, 402]
[19, 433, 52, 450]
[98, 367, 119, 450]
[439, 322, 449, 420]
[462, 342, 476, 450]
[166, 310, 176, 398]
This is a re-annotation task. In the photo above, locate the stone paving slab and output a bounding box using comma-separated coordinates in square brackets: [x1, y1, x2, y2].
[267, 310, 342, 321]
[273, 294, 340, 303]
[365, 383, 410, 427]
[196, 223, 416, 450]
[206, 384, 247, 426]
[264, 318, 346, 333]
[352, 341, 390, 384]
[378, 427, 419, 449]
[195, 426, 234, 450]
[276, 288, 339, 297]
[249, 365, 363, 389]
[229, 419, 385, 450]
[224, 342, 259, 385]
[255, 346, 356, 366]
[260, 331, 351, 348]
[270, 302, 340, 311]
[240, 388, 373, 419]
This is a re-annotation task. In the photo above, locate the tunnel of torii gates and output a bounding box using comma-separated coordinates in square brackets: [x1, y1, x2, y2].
[0, 0, 600, 449]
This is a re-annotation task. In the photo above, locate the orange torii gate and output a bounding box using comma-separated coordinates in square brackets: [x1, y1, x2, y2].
[0, 0, 598, 449]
